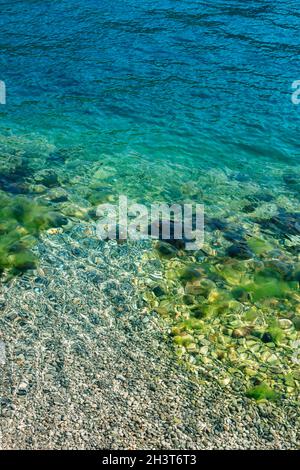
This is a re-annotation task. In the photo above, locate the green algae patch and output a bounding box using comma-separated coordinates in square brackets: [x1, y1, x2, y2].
[0, 194, 67, 277]
[173, 334, 194, 347]
[247, 237, 273, 255]
[179, 265, 203, 282]
[244, 275, 297, 302]
[214, 262, 251, 286]
[7, 251, 38, 273]
[246, 383, 279, 401]
[175, 318, 204, 332]
[263, 323, 284, 345]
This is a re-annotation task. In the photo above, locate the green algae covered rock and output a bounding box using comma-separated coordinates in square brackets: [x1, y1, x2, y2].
[243, 275, 297, 301]
[179, 265, 203, 282]
[0, 194, 68, 276]
[247, 237, 273, 255]
[34, 169, 59, 187]
[156, 241, 178, 258]
[262, 323, 284, 345]
[246, 383, 279, 401]
[292, 316, 300, 331]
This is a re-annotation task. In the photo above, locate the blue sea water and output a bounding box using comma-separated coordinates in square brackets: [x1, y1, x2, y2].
[1, 0, 300, 181]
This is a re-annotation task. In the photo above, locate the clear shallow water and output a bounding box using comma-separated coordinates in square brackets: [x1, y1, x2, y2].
[0, 1, 300, 400]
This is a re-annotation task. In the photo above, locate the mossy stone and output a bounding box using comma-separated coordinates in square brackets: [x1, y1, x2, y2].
[173, 334, 194, 347]
[244, 274, 297, 301]
[292, 316, 300, 331]
[183, 294, 194, 305]
[226, 243, 253, 260]
[179, 265, 202, 282]
[247, 237, 273, 255]
[8, 252, 37, 272]
[46, 212, 68, 228]
[35, 170, 59, 188]
[190, 309, 206, 319]
[231, 287, 250, 301]
[156, 242, 178, 258]
[246, 383, 279, 401]
[0, 195, 68, 275]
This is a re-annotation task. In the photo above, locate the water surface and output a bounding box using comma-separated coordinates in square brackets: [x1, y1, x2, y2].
[1, 0, 300, 401]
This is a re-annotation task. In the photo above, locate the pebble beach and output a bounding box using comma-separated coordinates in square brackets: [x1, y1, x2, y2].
[0, 224, 299, 449]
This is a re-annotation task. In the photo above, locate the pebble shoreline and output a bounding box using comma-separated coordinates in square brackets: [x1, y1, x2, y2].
[0, 225, 299, 450]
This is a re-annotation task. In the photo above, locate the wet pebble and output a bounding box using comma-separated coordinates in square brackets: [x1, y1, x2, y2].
[17, 381, 29, 396]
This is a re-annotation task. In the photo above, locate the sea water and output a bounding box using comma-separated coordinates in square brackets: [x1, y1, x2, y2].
[0, 0, 300, 400]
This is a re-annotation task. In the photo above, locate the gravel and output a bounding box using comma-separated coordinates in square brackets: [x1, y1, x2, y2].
[0, 224, 299, 449]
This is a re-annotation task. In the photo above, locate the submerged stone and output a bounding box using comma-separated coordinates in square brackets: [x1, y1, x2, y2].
[47, 149, 68, 165]
[46, 212, 68, 228]
[179, 265, 203, 282]
[206, 217, 228, 231]
[231, 287, 250, 302]
[152, 285, 165, 297]
[184, 278, 215, 297]
[289, 264, 300, 282]
[232, 326, 253, 338]
[173, 334, 194, 347]
[183, 294, 195, 305]
[61, 204, 89, 220]
[9, 252, 37, 272]
[223, 230, 245, 243]
[277, 319, 293, 329]
[190, 308, 206, 319]
[34, 170, 59, 188]
[243, 202, 258, 213]
[0, 195, 69, 276]
[231, 172, 250, 182]
[226, 242, 253, 260]
[46, 188, 69, 203]
[264, 259, 293, 280]
[216, 262, 250, 286]
[196, 278, 216, 296]
[256, 208, 300, 237]
[282, 172, 299, 186]
[246, 193, 274, 203]
[148, 219, 187, 250]
[156, 241, 178, 258]
[87, 188, 113, 205]
[292, 316, 300, 331]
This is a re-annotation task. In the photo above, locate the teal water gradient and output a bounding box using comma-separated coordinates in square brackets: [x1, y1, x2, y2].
[1, 0, 300, 177]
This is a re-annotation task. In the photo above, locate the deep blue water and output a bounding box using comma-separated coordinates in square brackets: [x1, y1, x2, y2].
[1, 0, 299, 177]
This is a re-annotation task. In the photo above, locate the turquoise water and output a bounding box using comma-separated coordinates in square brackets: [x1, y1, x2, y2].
[0, 1, 300, 400]
[1, 0, 300, 174]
